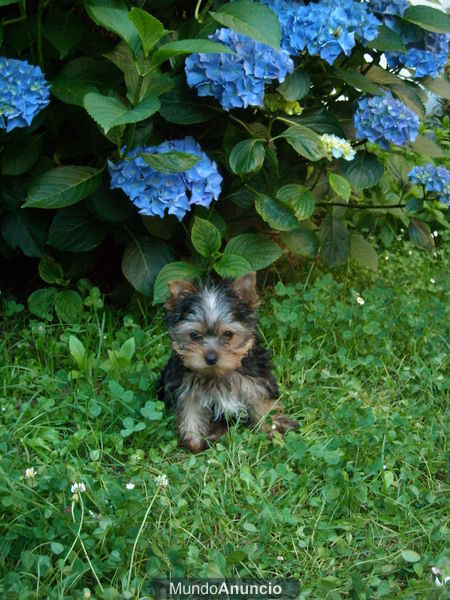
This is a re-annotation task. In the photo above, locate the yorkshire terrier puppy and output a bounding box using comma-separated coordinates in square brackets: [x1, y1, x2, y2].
[159, 272, 299, 453]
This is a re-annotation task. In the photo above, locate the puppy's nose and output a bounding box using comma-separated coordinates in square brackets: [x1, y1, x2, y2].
[205, 352, 218, 366]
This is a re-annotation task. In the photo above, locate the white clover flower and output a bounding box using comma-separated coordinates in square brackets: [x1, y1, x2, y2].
[126, 482, 135, 490]
[155, 474, 169, 488]
[277, 555, 284, 561]
[320, 134, 356, 161]
[430, 278, 436, 284]
[408, 250, 413, 255]
[71, 482, 86, 494]
[400, 228, 404, 233]
[356, 296, 365, 305]
[433, 231, 438, 237]
[385, 255, 389, 261]
[25, 467, 36, 479]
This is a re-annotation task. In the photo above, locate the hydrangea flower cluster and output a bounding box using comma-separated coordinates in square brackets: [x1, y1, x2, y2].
[184, 27, 293, 110]
[408, 164, 450, 206]
[108, 137, 222, 221]
[367, 0, 408, 17]
[0, 57, 50, 132]
[263, 0, 380, 65]
[320, 134, 356, 161]
[386, 28, 450, 79]
[353, 92, 420, 149]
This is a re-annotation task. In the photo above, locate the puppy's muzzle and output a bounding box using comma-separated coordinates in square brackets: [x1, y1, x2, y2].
[205, 351, 218, 366]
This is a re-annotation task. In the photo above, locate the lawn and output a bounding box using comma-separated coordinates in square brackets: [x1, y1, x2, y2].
[0, 235, 448, 600]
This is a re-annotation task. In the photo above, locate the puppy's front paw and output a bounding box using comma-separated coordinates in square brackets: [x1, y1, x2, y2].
[267, 416, 299, 438]
[180, 437, 207, 453]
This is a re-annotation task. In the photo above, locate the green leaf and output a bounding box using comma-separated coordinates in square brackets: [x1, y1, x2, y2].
[121, 235, 174, 296]
[276, 184, 315, 221]
[281, 226, 320, 258]
[229, 139, 266, 175]
[153, 261, 200, 304]
[299, 108, 346, 137]
[319, 216, 350, 267]
[1, 134, 43, 176]
[83, 0, 140, 54]
[214, 254, 252, 278]
[44, 9, 84, 59]
[422, 76, 450, 101]
[83, 93, 160, 134]
[401, 550, 421, 563]
[1, 211, 48, 257]
[50, 542, 64, 556]
[334, 69, 382, 95]
[350, 234, 378, 272]
[152, 39, 234, 67]
[55, 290, 84, 323]
[411, 136, 444, 158]
[339, 152, 384, 191]
[390, 82, 425, 119]
[140, 151, 200, 173]
[28, 288, 58, 320]
[38, 255, 65, 285]
[254, 194, 298, 231]
[51, 57, 119, 107]
[367, 25, 406, 52]
[48, 205, 106, 252]
[408, 219, 434, 253]
[191, 217, 221, 257]
[386, 154, 412, 185]
[24, 166, 104, 209]
[140, 400, 163, 421]
[159, 76, 214, 124]
[224, 234, 282, 270]
[329, 172, 351, 202]
[69, 335, 86, 368]
[279, 125, 325, 161]
[403, 5, 450, 34]
[277, 69, 310, 101]
[129, 8, 165, 56]
[210, 1, 281, 49]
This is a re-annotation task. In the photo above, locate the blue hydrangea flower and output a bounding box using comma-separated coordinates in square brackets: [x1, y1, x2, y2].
[266, 0, 380, 65]
[108, 137, 222, 220]
[0, 57, 50, 132]
[185, 27, 293, 110]
[409, 164, 450, 207]
[386, 28, 450, 79]
[353, 92, 420, 149]
[367, 0, 408, 17]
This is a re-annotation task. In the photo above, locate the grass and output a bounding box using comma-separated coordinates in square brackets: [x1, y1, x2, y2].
[0, 235, 448, 600]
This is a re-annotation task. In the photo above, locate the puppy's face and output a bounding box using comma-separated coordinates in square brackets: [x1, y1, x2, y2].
[165, 273, 259, 376]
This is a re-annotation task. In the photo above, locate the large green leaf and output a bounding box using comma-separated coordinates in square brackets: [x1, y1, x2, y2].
[28, 288, 58, 321]
[83, 0, 141, 54]
[339, 152, 383, 191]
[319, 216, 350, 267]
[122, 235, 174, 296]
[299, 109, 346, 137]
[210, 1, 281, 49]
[403, 5, 450, 34]
[224, 234, 282, 270]
[84, 93, 160, 133]
[278, 125, 325, 161]
[277, 69, 310, 101]
[191, 217, 222, 257]
[129, 8, 165, 56]
[48, 205, 107, 252]
[1, 134, 43, 176]
[229, 140, 266, 175]
[276, 184, 315, 221]
[140, 151, 200, 173]
[152, 39, 234, 67]
[214, 254, 252, 278]
[367, 25, 406, 52]
[350, 234, 378, 272]
[408, 219, 434, 253]
[390, 82, 425, 118]
[334, 69, 382, 95]
[422, 76, 450, 101]
[159, 76, 215, 124]
[38, 255, 66, 285]
[23, 166, 104, 209]
[328, 172, 351, 202]
[281, 226, 320, 258]
[254, 194, 298, 231]
[411, 136, 444, 158]
[153, 261, 200, 304]
[1, 210, 48, 257]
[55, 290, 84, 323]
[44, 9, 84, 59]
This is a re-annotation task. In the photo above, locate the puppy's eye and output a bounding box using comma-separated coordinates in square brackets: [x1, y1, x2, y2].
[223, 330, 234, 340]
[190, 332, 203, 341]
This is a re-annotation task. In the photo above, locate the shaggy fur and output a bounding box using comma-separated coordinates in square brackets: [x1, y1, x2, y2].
[158, 273, 298, 453]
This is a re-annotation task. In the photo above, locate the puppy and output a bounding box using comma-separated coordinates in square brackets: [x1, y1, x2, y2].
[159, 273, 299, 453]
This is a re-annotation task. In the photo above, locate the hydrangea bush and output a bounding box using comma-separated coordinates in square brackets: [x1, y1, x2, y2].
[0, 0, 448, 311]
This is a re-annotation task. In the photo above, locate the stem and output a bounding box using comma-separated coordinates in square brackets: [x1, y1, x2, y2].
[36, 0, 45, 71]
[123, 74, 145, 153]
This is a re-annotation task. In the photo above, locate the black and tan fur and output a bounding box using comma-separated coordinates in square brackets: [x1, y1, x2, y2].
[159, 273, 299, 453]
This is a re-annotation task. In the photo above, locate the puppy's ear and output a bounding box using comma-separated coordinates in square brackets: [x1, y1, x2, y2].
[231, 272, 259, 307]
[167, 279, 197, 307]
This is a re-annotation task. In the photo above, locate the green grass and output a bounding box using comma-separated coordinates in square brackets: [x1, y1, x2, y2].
[0, 236, 449, 600]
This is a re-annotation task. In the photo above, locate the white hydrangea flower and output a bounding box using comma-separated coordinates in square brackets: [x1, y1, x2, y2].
[71, 482, 86, 494]
[155, 474, 169, 488]
[320, 134, 356, 161]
